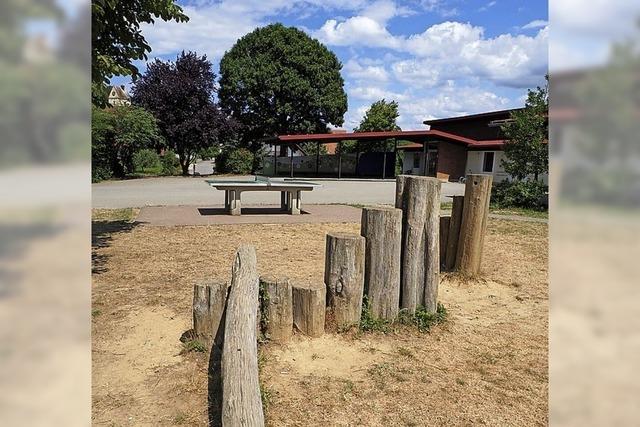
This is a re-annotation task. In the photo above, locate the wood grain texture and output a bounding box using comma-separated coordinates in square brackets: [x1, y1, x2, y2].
[292, 285, 326, 337]
[260, 275, 293, 343]
[455, 174, 493, 275]
[360, 206, 402, 319]
[325, 232, 365, 328]
[221, 245, 264, 427]
[445, 195, 464, 271]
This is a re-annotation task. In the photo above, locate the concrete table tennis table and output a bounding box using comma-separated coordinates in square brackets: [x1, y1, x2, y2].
[205, 176, 321, 215]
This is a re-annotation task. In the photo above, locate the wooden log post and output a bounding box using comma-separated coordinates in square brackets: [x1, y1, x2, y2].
[455, 174, 493, 275]
[221, 245, 264, 426]
[444, 196, 464, 271]
[193, 280, 229, 349]
[439, 216, 450, 270]
[395, 175, 408, 208]
[259, 276, 293, 343]
[324, 233, 365, 328]
[395, 176, 441, 313]
[292, 285, 326, 337]
[360, 206, 402, 320]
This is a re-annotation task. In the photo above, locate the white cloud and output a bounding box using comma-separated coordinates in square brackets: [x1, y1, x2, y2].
[344, 58, 389, 82]
[391, 60, 440, 88]
[349, 86, 408, 102]
[314, 16, 400, 48]
[361, 0, 415, 24]
[522, 19, 548, 30]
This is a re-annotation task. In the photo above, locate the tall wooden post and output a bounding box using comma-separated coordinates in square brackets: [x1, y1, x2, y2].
[395, 175, 441, 313]
[221, 245, 264, 426]
[456, 174, 493, 275]
[439, 216, 450, 270]
[324, 233, 365, 328]
[445, 195, 464, 271]
[360, 206, 402, 319]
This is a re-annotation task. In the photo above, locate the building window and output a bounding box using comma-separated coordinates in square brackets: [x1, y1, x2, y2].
[482, 152, 494, 173]
[413, 153, 420, 169]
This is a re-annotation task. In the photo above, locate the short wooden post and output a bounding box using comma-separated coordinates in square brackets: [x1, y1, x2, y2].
[445, 196, 464, 270]
[259, 276, 293, 343]
[221, 245, 264, 426]
[439, 216, 450, 270]
[193, 281, 228, 349]
[324, 233, 365, 328]
[395, 175, 441, 313]
[292, 285, 325, 337]
[455, 174, 493, 275]
[360, 206, 402, 320]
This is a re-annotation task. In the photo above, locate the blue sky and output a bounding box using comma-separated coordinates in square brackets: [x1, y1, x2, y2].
[112, 0, 549, 130]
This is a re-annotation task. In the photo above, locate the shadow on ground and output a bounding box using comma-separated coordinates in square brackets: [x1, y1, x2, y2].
[197, 207, 309, 216]
[92, 220, 138, 274]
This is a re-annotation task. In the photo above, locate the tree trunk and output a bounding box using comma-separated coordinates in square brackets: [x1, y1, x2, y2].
[396, 176, 441, 313]
[259, 275, 293, 343]
[455, 174, 493, 275]
[292, 285, 325, 337]
[324, 233, 365, 328]
[439, 216, 450, 270]
[193, 280, 229, 349]
[180, 154, 190, 176]
[445, 196, 464, 271]
[360, 206, 402, 319]
[221, 245, 264, 427]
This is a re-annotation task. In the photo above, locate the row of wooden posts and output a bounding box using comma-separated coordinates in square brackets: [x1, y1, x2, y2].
[192, 173, 492, 426]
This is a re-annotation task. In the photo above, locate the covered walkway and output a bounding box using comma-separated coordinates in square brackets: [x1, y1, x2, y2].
[264, 129, 478, 180]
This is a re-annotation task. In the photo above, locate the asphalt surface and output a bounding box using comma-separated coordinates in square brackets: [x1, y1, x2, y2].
[92, 175, 465, 208]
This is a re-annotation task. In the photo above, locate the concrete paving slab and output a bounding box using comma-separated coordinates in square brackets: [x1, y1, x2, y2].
[135, 204, 364, 226]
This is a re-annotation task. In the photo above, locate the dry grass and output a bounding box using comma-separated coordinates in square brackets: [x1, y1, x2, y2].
[92, 213, 547, 426]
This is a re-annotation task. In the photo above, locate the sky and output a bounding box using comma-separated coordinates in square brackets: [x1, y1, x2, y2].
[111, 0, 550, 130]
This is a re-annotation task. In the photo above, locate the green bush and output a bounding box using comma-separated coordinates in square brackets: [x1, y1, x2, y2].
[160, 150, 180, 176]
[491, 180, 548, 210]
[132, 149, 161, 174]
[220, 147, 254, 174]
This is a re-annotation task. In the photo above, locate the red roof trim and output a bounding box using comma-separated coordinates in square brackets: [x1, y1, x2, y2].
[423, 108, 521, 125]
[271, 129, 478, 145]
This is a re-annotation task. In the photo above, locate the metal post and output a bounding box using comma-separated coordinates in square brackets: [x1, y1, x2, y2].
[290, 144, 294, 178]
[422, 140, 427, 176]
[394, 139, 398, 178]
[382, 150, 387, 180]
[355, 151, 360, 178]
[338, 142, 342, 179]
[273, 144, 277, 176]
[316, 141, 320, 177]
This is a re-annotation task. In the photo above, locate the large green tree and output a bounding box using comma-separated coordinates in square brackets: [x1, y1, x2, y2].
[218, 23, 348, 166]
[92, 105, 163, 180]
[341, 99, 401, 153]
[501, 79, 549, 181]
[91, 0, 188, 106]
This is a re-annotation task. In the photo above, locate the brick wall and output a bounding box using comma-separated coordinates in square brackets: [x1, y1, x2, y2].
[437, 142, 467, 181]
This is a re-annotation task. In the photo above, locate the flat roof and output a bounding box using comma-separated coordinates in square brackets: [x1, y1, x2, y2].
[267, 129, 478, 145]
[423, 108, 521, 125]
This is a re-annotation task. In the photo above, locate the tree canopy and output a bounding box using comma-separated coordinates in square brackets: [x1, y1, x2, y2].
[501, 79, 548, 181]
[341, 99, 401, 153]
[131, 51, 236, 175]
[218, 23, 348, 154]
[92, 105, 163, 180]
[91, 0, 188, 106]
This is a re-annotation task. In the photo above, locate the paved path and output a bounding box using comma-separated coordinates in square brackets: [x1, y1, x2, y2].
[92, 176, 465, 208]
[135, 204, 362, 226]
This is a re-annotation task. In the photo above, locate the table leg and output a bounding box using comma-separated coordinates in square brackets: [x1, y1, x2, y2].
[229, 190, 242, 216]
[224, 190, 229, 210]
[280, 191, 288, 211]
[289, 190, 301, 215]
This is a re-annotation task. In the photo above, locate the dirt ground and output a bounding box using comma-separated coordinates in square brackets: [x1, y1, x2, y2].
[92, 213, 547, 426]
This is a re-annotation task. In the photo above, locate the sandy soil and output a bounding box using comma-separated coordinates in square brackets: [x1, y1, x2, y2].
[92, 216, 547, 426]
